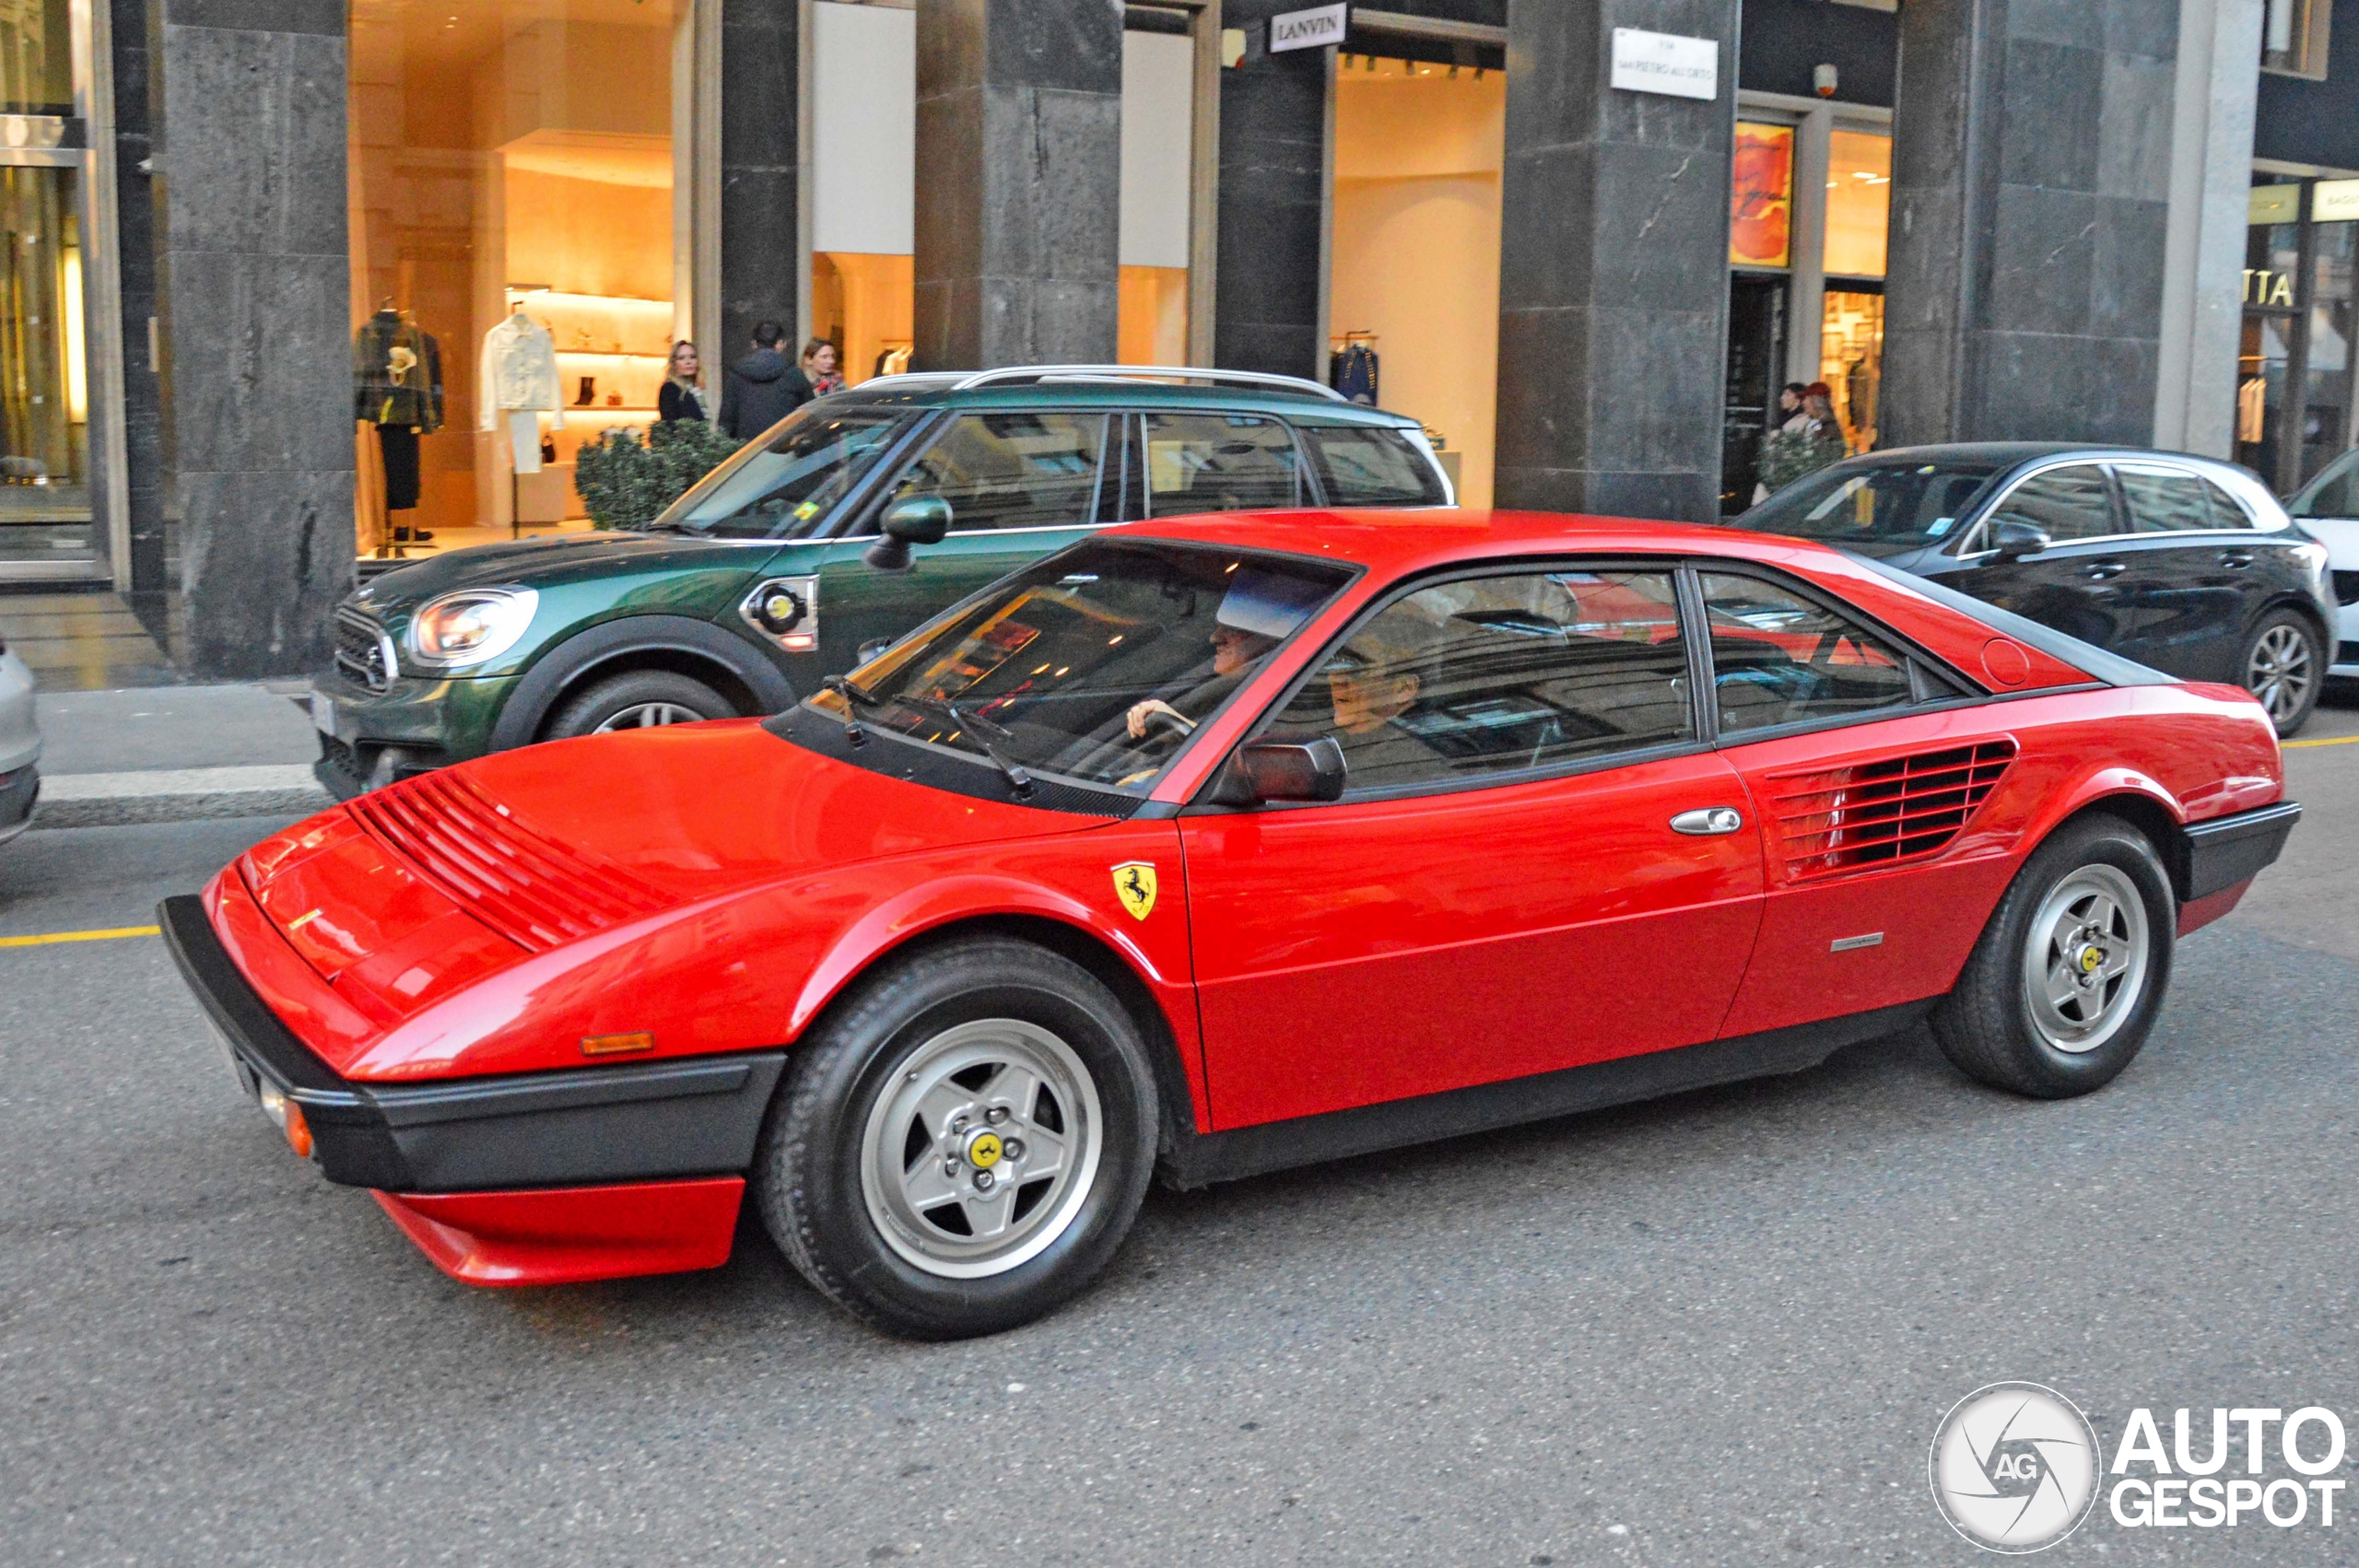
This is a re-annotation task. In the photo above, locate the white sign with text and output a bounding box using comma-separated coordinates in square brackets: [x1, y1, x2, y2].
[1269, 4, 1349, 54]
[1610, 28, 1719, 100]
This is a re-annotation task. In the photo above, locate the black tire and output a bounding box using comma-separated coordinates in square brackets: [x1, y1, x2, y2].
[2238, 607, 2324, 738]
[754, 936, 1159, 1340]
[1931, 813, 2175, 1099]
[543, 669, 736, 739]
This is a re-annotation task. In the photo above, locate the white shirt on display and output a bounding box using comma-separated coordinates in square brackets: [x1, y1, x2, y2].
[478, 313, 564, 430]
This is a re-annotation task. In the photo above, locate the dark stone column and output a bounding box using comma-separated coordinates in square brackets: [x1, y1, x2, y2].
[1211, 1, 1328, 379]
[1882, 0, 2179, 446]
[112, 0, 168, 601]
[151, 0, 351, 677]
[912, 0, 1122, 369]
[1495, 0, 1741, 522]
[720, 0, 799, 355]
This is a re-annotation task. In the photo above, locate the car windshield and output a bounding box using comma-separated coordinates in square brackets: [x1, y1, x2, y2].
[813, 539, 1355, 794]
[654, 406, 911, 539]
[2289, 449, 2358, 519]
[1742, 457, 2011, 554]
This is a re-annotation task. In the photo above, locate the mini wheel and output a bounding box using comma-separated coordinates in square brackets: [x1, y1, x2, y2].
[1931, 813, 2175, 1099]
[754, 936, 1158, 1339]
[545, 670, 736, 738]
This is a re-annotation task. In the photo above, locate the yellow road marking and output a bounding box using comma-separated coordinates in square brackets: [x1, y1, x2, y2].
[0, 924, 161, 949]
[2283, 734, 2359, 750]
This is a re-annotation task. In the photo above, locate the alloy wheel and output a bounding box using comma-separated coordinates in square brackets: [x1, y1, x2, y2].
[593, 701, 701, 731]
[859, 1018, 1104, 1279]
[2020, 863, 2150, 1054]
[2244, 623, 2315, 729]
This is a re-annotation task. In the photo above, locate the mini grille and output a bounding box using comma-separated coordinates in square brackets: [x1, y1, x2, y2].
[334, 604, 393, 693]
[1768, 739, 2016, 882]
[346, 770, 669, 951]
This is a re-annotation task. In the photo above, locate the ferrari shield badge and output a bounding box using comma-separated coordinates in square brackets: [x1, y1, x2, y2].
[1111, 861, 1158, 921]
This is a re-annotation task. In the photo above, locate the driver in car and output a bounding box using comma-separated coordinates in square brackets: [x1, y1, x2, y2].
[1121, 569, 1317, 739]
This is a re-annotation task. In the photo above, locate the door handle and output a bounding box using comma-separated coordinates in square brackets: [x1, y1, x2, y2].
[1671, 807, 1744, 836]
[2219, 552, 2254, 568]
[2082, 561, 2128, 580]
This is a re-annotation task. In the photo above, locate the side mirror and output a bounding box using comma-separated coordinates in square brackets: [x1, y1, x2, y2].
[863, 495, 953, 571]
[1208, 738, 1347, 806]
[1989, 518, 2051, 559]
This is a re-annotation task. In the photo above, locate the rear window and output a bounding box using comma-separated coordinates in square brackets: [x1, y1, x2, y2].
[1299, 425, 1449, 506]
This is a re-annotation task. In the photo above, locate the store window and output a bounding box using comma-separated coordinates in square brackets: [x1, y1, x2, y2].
[348, 0, 696, 558]
[2237, 177, 2356, 495]
[1330, 51, 1505, 507]
[2261, 0, 2332, 80]
[0, 0, 100, 575]
[1721, 110, 1891, 514]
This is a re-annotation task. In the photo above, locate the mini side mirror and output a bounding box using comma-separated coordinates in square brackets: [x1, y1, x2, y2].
[1989, 518, 2051, 559]
[1209, 738, 1347, 806]
[863, 495, 953, 571]
[855, 638, 891, 666]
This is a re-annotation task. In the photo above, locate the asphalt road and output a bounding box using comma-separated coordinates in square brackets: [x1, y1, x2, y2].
[6, 708, 2359, 1566]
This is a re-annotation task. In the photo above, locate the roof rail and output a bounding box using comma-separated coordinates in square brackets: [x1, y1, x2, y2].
[947, 365, 1349, 404]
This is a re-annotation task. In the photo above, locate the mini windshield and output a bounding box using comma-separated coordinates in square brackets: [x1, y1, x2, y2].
[814, 539, 1355, 794]
[656, 406, 910, 539]
[1743, 457, 2011, 553]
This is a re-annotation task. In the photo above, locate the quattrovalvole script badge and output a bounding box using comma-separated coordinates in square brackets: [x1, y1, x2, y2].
[1930, 1382, 2101, 1552]
[1111, 862, 1157, 920]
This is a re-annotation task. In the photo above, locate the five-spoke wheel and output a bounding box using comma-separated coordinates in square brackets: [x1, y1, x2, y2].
[2239, 610, 2323, 737]
[1933, 813, 2174, 1098]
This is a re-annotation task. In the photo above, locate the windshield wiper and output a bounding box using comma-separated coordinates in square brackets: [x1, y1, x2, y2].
[896, 694, 1035, 798]
[821, 673, 879, 744]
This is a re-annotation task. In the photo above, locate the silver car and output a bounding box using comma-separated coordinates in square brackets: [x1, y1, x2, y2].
[0, 638, 40, 842]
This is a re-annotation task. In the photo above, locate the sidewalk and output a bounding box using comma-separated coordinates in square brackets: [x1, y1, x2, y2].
[29, 685, 333, 828]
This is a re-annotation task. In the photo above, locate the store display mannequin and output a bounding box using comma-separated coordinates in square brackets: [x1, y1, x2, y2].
[479, 309, 563, 494]
[354, 303, 444, 545]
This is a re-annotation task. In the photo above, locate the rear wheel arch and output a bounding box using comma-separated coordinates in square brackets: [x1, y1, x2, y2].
[2041, 791, 2193, 904]
[790, 911, 1205, 1158]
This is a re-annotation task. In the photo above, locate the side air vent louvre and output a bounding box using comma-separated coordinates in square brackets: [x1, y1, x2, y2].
[1769, 739, 2017, 882]
[348, 771, 668, 951]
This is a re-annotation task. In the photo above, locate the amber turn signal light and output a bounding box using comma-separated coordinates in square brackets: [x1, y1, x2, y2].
[282, 1100, 313, 1159]
[581, 1031, 655, 1058]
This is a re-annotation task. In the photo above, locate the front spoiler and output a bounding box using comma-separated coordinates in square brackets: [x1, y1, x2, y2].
[157, 894, 785, 1193]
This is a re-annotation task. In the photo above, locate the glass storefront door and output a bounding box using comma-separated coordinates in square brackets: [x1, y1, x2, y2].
[0, 160, 90, 567]
[2238, 177, 2356, 496]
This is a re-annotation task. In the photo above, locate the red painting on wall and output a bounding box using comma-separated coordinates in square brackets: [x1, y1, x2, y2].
[1731, 123, 1794, 269]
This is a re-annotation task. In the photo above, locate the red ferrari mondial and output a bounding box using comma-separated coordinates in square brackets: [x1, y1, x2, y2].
[165, 511, 2297, 1338]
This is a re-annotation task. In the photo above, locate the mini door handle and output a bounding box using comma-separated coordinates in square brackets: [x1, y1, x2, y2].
[2083, 561, 2127, 579]
[1671, 807, 1744, 836]
[2219, 552, 2254, 568]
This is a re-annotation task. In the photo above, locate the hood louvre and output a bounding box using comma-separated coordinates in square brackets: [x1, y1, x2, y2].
[347, 772, 670, 951]
[1768, 739, 2017, 882]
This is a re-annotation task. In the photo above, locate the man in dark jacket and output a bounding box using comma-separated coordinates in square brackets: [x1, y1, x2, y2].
[717, 321, 813, 439]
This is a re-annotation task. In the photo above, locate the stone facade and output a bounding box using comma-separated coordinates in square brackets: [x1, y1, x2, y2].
[150, 0, 354, 677]
[1495, 0, 1742, 521]
[912, 0, 1123, 369]
[1883, 0, 2185, 447]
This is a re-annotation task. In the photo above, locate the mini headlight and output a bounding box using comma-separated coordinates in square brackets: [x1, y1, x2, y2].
[405, 588, 538, 670]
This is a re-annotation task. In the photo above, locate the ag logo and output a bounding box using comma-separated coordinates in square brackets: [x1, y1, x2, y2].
[1930, 1382, 2099, 1553]
[1111, 861, 1157, 921]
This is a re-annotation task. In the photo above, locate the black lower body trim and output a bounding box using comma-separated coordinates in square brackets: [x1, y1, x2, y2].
[1158, 1000, 1934, 1189]
[158, 895, 785, 1191]
[2176, 800, 2300, 903]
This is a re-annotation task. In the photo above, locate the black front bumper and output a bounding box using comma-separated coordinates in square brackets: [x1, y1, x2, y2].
[2176, 800, 2301, 903]
[158, 895, 785, 1192]
[0, 762, 39, 840]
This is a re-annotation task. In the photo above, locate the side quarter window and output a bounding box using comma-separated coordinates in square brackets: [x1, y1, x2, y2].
[1983, 463, 2118, 544]
[1258, 568, 1696, 796]
[1297, 424, 1449, 506]
[1701, 573, 1919, 736]
[1142, 413, 1303, 514]
[2116, 464, 2218, 532]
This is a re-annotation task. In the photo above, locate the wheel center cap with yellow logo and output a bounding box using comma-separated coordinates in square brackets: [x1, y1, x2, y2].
[2076, 943, 2107, 976]
[965, 1129, 1003, 1170]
